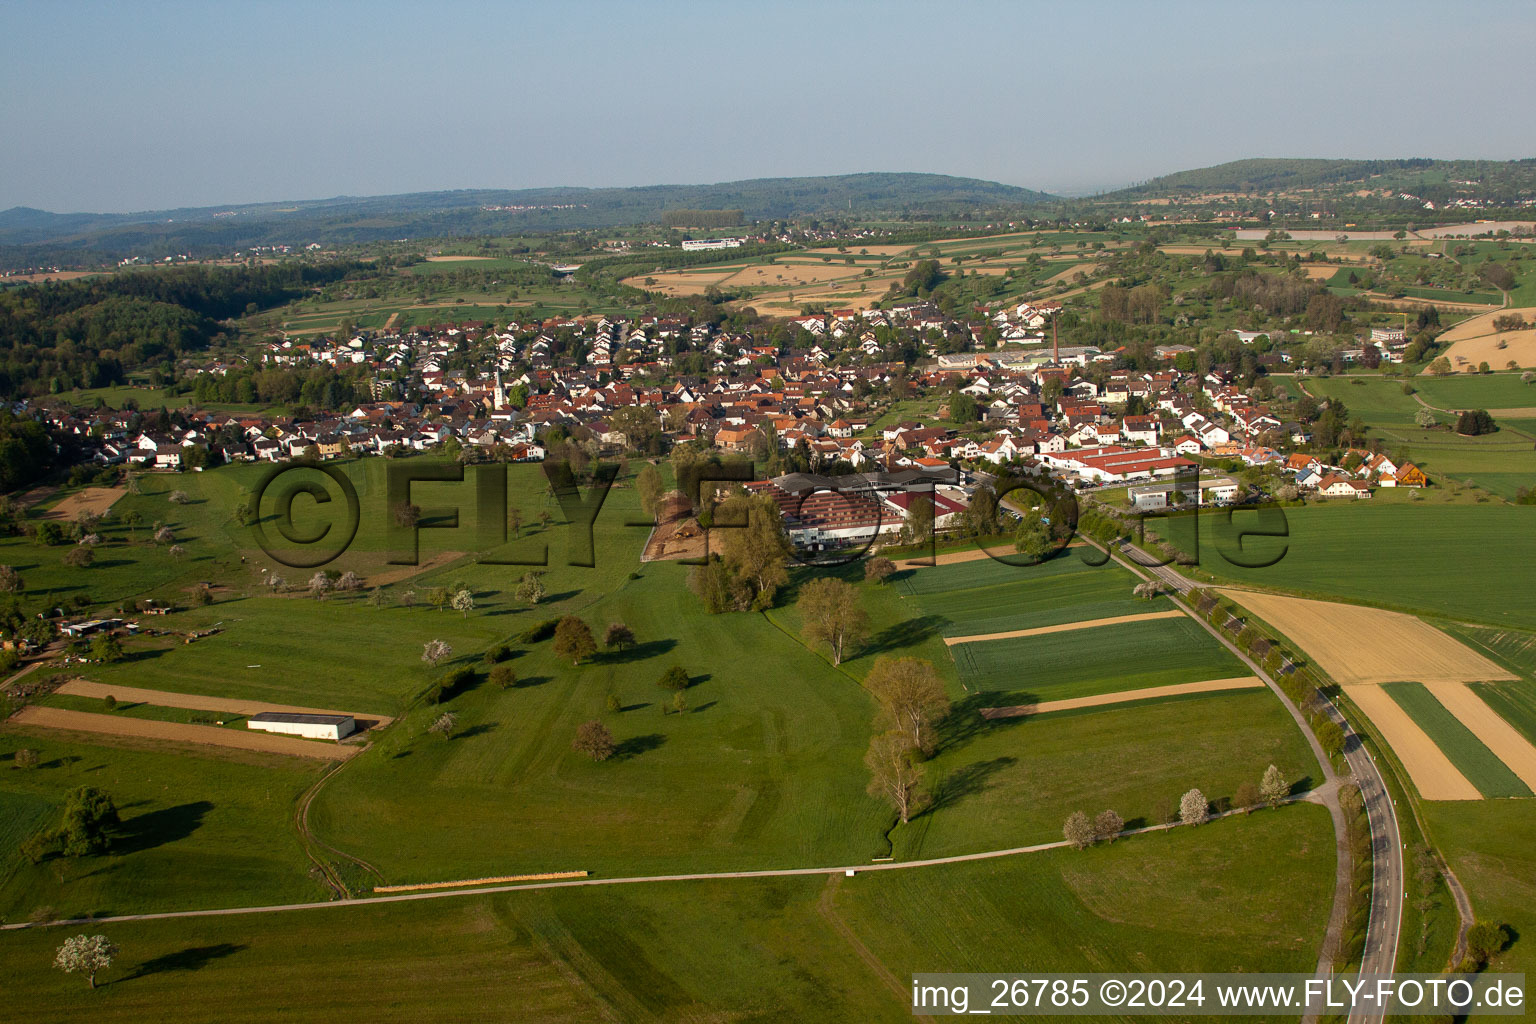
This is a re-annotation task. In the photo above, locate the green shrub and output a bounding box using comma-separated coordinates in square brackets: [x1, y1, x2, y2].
[518, 619, 559, 644]
[438, 666, 476, 701]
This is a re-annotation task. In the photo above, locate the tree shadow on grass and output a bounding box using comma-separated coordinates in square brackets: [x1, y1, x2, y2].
[619, 701, 651, 713]
[932, 690, 1034, 755]
[612, 733, 666, 761]
[541, 590, 582, 605]
[691, 701, 717, 713]
[598, 638, 677, 664]
[113, 801, 213, 855]
[513, 675, 551, 689]
[861, 614, 948, 657]
[924, 756, 1017, 816]
[453, 722, 498, 740]
[120, 943, 246, 982]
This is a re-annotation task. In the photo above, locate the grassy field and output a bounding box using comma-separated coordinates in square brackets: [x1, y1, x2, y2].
[1307, 375, 1536, 497]
[1423, 801, 1536, 980]
[0, 806, 1335, 1022]
[309, 563, 896, 884]
[1382, 683, 1532, 798]
[891, 691, 1318, 860]
[1413, 373, 1536, 411]
[900, 555, 1164, 637]
[0, 453, 1343, 1007]
[950, 615, 1248, 703]
[0, 731, 325, 921]
[1184, 503, 1536, 628]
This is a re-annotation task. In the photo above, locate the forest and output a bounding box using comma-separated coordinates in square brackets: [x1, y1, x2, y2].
[0, 262, 361, 397]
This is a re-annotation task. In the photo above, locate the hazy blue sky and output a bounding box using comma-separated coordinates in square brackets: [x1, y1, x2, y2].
[3, 0, 1532, 212]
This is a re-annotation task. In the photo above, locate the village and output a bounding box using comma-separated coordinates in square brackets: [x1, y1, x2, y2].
[29, 295, 1432, 557]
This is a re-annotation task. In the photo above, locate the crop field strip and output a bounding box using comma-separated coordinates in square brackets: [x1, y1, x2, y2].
[1417, 681, 1536, 790]
[1340, 685, 1481, 800]
[1216, 589, 1518, 685]
[980, 676, 1264, 718]
[1383, 683, 1533, 798]
[949, 613, 1248, 703]
[944, 609, 1186, 646]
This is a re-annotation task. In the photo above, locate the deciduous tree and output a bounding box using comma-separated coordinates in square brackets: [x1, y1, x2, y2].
[798, 577, 867, 666]
[1260, 764, 1289, 807]
[421, 639, 452, 668]
[865, 730, 926, 824]
[1179, 788, 1209, 826]
[54, 934, 119, 989]
[516, 572, 545, 605]
[865, 656, 950, 753]
[573, 720, 615, 761]
[1094, 809, 1124, 843]
[553, 616, 596, 665]
[1063, 810, 1095, 850]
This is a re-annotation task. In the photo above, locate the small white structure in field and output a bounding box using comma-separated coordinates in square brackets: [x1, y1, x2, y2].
[247, 712, 355, 741]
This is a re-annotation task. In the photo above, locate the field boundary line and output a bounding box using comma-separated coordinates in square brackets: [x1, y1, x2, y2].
[981, 676, 1264, 718]
[945, 609, 1184, 646]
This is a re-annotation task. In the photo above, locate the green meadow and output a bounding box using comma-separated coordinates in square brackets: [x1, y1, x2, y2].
[1, 807, 1335, 1023]
[1307, 375, 1536, 497]
[0, 454, 1341, 1014]
[951, 616, 1248, 703]
[1184, 503, 1536, 628]
[897, 553, 1163, 637]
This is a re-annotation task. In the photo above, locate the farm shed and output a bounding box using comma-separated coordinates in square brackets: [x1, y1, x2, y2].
[247, 712, 356, 741]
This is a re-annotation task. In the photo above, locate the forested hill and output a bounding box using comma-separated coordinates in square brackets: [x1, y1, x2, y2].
[1113, 157, 1536, 198]
[0, 173, 1055, 268]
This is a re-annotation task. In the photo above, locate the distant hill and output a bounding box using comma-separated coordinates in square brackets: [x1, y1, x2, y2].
[0, 173, 1055, 268]
[1113, 157, 1536, 197]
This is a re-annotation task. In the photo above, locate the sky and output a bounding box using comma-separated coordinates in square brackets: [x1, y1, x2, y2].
[3, 0, 1534, 213]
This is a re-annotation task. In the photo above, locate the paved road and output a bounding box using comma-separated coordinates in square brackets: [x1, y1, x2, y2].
[1, 806, 1288, 933]
[1116, 541, 1405, 1020]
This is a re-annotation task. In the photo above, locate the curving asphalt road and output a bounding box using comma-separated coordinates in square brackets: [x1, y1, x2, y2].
[1115, 540, 1404, 1021]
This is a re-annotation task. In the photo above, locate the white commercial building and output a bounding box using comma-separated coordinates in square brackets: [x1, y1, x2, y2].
[247, 712, 356, 741]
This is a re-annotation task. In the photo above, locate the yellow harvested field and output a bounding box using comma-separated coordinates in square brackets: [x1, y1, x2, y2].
[1424, 682, 1536, 790]
[981, 676, 1265, 719]
[727, 264, 862, 286]
[945, 610, 1187, 647]
[42, 486, 126, 521]
[56, 678, 392, 728]
[1219, 590, 1515, 685]
[1343, 686, 1481, 800]
[11, 706, 358, 760]
[621, 269, 738, 294]
[1434, 307, 1536, 371]
[1298, 264, 1337, 280]
[424, 255, 496, 262]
